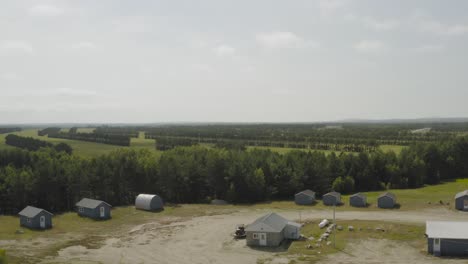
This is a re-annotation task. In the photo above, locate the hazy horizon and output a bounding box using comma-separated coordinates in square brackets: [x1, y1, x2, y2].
[1, 0, 468, 123]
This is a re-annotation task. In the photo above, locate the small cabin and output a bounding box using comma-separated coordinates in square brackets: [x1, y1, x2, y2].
[76, 198, 112, 220]
[455, 190, 468, 211]
[18, 206, 53, 229]
[349, 193, 367, 207]
[294, 190, 316, 205]
[322, 191, 341, 206]
[377, 192, 396, 209]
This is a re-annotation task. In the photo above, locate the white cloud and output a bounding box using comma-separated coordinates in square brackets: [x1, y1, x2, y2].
[112, 16, 152, 33]
[54, 88, 98, 96]
[415, 44, 444, 53]
[192, 63, 214, 73]
[29, 4, 64, 16]
[214, 45, 236, 56]
[345, 14, 400, 31]
[256, 31, 309, 49]
[412, 14, 468, 36]
[354, 40, 387, 53]
[318, 0, 348, 16]
[0, 41, 33, 56]
[70, 41, 97, 50]
[0, 72, 19, 81]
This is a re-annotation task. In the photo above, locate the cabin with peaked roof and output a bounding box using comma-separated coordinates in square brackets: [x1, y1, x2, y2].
[455, 190, 468, 211]
[76, 198, 112, 220]
[378, 192, 396, 209]
[322, 191, 341, 206]
[18, 206, 53, 229]
[245, 213, 301, 247]
[294, 189, 316, 205]
[349, 193, 367, 207]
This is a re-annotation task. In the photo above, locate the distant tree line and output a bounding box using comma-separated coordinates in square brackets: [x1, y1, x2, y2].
[48, 132, 131, 146]
[0, 127, 21, 134]
[1, 137, 468, 214]
[94, 126, 139, 138]
[37, 127, 61, 136]
[5, 134, 72, 154]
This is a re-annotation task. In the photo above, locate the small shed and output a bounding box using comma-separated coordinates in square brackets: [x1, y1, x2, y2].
[76, 198, 112, 220]
[211, 199, 229, 205]
[18, 206, 53, 229]
[294, 189, 316, 205]
[378, 192, 396, 209]
[455, 190, 468, 211]
[322, 191, 341, 206]
[349, 193, 367, 207]
[245, 212, 301, 247]
[426, 221, 468, 256]
[135, 194, 164, 211]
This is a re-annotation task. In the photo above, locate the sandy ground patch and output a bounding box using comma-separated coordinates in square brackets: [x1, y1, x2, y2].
[2, 207, 467, 263]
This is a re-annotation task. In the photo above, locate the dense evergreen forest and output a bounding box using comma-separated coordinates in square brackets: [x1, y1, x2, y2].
[1, 135, 467, 214]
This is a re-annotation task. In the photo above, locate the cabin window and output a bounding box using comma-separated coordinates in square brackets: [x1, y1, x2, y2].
[26, 218, 31, 223]
[79, 207, 84, 213]
[253, 233, 259, 239]
[435, 238, 440, 245]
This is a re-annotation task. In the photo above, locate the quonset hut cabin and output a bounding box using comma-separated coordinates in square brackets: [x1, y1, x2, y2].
[245, 212, 301, 247]
[18, 206, 53, 229]
[76, 198, 112, 220]
[135, 194, 164, 211]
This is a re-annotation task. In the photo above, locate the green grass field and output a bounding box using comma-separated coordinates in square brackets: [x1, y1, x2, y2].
[379, 144, 407, 154]
[0, 129, 159, 158]
[244, 178, 468, 212]
[285, 220, 424, 263]
[247, 146, 353, 156]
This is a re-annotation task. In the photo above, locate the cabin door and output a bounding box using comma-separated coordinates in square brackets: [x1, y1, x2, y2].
[259, 233, 267, 246]
[464, 199, 468, 210]
[100, 207, 105, 218]
[40, 216, 45, 228]
[433, 238, 441, 256]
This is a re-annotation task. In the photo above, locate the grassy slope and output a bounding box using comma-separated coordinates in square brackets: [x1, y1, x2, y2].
[247, 179, 468, 212]
[0, 129, 159, 158]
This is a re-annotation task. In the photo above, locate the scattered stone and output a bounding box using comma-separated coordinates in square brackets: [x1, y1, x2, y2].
[348, 226, 354, 231]
[308, 236, 314, 241]
[306, 244, 312, 249]
[15, 229, 24, 234]
[317, 238, 322, 242]
[337, 225, 343, 231]
[326, 241, 332, 246]
[376, 227, 385, 232]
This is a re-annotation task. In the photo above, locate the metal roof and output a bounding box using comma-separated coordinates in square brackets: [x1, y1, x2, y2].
[324, 191, 341, 198]
[245, 212, 289, 232]
[18, 206, 53, 218]
[426, 221, 468, 239]
[350, 192, 366, 199]
[295, 189, 315, 197]
[76, 198, 111, 209]
[455, 190, 468, 199]
[378, 192, 396, 200]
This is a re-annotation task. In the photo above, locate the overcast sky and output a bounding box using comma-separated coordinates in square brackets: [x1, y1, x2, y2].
[1, 0, 468, 123]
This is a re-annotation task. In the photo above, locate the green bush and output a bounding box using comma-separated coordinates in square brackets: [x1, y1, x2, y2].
[0, 248, 6, 264]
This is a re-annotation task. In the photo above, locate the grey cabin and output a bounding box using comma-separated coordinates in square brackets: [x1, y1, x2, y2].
[76, 198, 112, 220]
[18, 206, 53, 229]
[349, 193, 367, 207]
[455, 190, 468, 211]
[322, 191, 341, 206]
[377, 192, 396, 209]
[135, 194, 164, 211]
[294, 189, 316, 205]
[211, 199, 229, 205]
[245, 212, 301, 247]
[426, 221, 468, 257]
